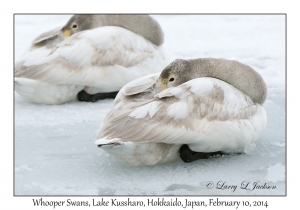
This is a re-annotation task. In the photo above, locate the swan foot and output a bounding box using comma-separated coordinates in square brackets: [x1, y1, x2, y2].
[179, 144, 225, 163]
[77, 90, 119, 102]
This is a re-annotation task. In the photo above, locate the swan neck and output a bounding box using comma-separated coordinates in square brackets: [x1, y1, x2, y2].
[102, 15, 164, 46]
[187, 58, 267, 104]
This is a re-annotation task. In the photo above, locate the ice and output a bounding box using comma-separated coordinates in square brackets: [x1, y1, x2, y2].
[267, 163, 285, 183]
[244, 143, 256, 155]
[14, 15, 285, 195]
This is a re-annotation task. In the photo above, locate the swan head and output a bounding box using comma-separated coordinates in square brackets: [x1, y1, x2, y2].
[158, 59, 193, 90]
[62, 15, 101, 37]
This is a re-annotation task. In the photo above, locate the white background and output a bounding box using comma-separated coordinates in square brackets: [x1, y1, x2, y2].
[1, 0, 298, 209]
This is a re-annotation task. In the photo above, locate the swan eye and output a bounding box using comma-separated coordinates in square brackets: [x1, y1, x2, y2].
[72, 24, 77, 29]
[169, 78, 175, 82]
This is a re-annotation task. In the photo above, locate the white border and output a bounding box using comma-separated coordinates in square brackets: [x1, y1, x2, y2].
[2, 0, 296, 209]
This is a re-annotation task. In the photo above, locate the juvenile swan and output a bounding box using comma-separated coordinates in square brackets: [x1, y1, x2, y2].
[95, 58, 267, 166]
[15, 15, 167, 104]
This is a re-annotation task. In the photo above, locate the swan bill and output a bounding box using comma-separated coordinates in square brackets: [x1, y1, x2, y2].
[63, 29, 71, 37]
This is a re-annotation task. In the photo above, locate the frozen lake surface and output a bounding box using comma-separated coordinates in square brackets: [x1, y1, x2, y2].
[14, 15, 285, 195]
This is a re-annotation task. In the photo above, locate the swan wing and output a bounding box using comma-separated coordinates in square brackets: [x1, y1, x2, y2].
[15, 26, 65, 72]
[32, 26, 63, 44]
[120, 72, 160, 96]
[96, 77, 262, 146]
[15, 26, 166, 90]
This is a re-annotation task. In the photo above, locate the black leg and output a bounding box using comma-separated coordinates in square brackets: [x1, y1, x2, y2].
[179, 144, 225, 163]
[77, 90, 119, 102]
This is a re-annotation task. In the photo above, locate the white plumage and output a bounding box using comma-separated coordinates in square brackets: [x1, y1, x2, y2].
[15, 17, 167, 104]
[95, 71, 267, 166]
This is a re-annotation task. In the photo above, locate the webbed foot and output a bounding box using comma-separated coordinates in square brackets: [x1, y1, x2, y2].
[179, 144, 225, 163]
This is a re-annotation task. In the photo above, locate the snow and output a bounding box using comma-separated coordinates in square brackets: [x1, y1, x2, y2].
[14, 15, 285, 195]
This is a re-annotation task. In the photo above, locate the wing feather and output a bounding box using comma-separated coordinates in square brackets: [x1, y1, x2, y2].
[122, 73, 159, 95]
[32, 26, 63, 44]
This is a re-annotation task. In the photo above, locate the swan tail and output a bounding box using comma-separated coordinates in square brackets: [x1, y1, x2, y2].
[95, 138, 124, 147]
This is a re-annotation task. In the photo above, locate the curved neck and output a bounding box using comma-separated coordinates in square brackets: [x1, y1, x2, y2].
[186, 58, 267, 104]
[96, 15, 164, 46]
